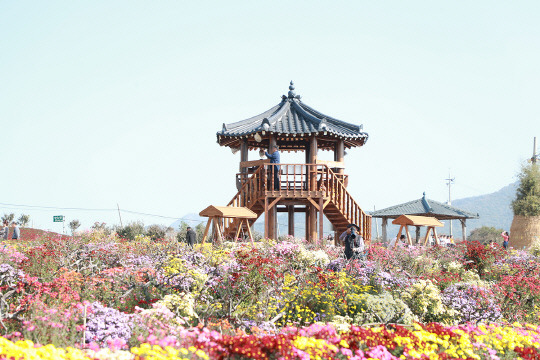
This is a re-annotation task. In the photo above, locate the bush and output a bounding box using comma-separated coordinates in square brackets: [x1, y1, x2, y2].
[400, 280, 455, 324]
[145, 224, 167, 241]
[116, 221, 145, 241]
[469, 226, 504, 245]
[351, 292, 415, 325]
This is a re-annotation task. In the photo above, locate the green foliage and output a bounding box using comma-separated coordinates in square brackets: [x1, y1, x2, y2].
[352, 292, 416, 325]
[1, 213, 15, 223]
[68, 219, 80, 234]
[176, 221, 205, 244]
[116, 221, 145, 240]
[145, 224, 167, 240]
[17, 214, 30, 227]
[512, 163, 540, 216]
[469, 226, 504, 244]
[91, 222, 112, 235]
[400, 279, 455, 324]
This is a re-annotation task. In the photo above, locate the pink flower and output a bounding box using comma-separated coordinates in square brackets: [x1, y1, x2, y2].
[107, 338, 127, 350]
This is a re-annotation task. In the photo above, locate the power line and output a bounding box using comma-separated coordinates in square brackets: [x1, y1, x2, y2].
[0, 201, 204, 224]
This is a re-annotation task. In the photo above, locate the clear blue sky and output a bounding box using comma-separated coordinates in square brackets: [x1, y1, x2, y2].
[1, 1, 539, 232]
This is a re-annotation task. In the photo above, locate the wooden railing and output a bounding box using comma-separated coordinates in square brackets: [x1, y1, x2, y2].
[225, 163, 372, 240]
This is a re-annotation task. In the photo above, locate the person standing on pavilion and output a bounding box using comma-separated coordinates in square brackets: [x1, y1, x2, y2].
[264, 145, 281, 190]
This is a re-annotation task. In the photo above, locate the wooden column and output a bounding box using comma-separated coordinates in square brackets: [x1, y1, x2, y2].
[382, 217, 388, 243]
[288, 205, 295, 236]
[305, 205, 310, 241]
[269, 134, 277, 150]
[309, 135, 318, 241]
[334, 139, 345, 175]
[415, 226, 421, 244]
[461, 219, 467, 241]
[309, 205, 317, 242]
[268, 200, 276, 239]
[240, 138, 248, 172]
[319, 197, 324, 245]
[264, 197, 269, 238]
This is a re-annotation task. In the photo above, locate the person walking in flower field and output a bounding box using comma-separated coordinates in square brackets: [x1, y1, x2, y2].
[186, 226, 196, 247]
[0, 220, 8, 241]
[11, 222, 20, 240]
[501, 231, 509, 249]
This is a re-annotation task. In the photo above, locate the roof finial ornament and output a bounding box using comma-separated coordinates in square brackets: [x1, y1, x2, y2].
[288, 80, 296, 98]
[423, 192, 426, 198]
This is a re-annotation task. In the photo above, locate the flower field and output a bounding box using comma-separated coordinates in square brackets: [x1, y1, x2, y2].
[1, 228, 540, 359]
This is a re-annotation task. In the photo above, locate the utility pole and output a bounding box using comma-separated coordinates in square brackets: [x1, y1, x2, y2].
[117, 203, 123, 228]
[532, 137, 538, 164]
[374, 205, 379, 239]
[445, 172, 455, 237]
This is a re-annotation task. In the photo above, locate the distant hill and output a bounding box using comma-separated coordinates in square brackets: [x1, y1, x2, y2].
[451, 182, 517, 233]
[170, 213, 207, 230]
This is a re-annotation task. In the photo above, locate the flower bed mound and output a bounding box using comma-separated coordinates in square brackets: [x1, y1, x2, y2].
[1, 231, 539, 359]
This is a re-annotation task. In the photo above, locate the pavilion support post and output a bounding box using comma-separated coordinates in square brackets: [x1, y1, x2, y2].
[268, 198, 276, 240]
[269, 134, 277, 151]
[319, 197, 324, 245]
[415, 226, 421, 244]
[288, 205, 295, 237]
[240, 139, 248, 173]
[309, 136, 318, 191]
[305, 205, 311, 241]
[335, 139, 345, 175]
[382, 218, 388, 243]
[433, 228, 440, 245]
[460, 219, 467, 242]
[424, 227, 432, 246]
[264, 197, 269, 239]
[405, 225, 412, 246]
[309, 204, 317, 242]
[394, 225, 404, 250]
[201, 218, 212, 245]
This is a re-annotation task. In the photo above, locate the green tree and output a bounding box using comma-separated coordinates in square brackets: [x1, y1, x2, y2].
[145, 224, 167, 240]
[512, 163, 540, 216]
[1, 213, 15, 223]
[69, 219, 81, 235]
[116, 221, 145, 241]
[91, 222, 112, 235]
[17, 214, 30, 227]
[176, 221, 205, 244]
[469, 226, 504, 244]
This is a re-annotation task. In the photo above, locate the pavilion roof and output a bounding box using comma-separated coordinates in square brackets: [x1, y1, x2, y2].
[392, 215, 444, 227]
[371, 193, 479, 220]
[199, 205, 257, 219]
[216, 82, 369, 151]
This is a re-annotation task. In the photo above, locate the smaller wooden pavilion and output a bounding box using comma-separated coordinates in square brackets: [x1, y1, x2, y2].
[199, 205, 257, 245]
[391, 215, 443, 249]
[372, 193, 479, 242]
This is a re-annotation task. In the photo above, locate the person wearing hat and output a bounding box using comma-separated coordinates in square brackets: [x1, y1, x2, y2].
[185, 226, 196, 247]
[343, 224, 364, 260]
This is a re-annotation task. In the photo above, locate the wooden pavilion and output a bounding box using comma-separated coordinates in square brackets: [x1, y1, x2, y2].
[216, 81, 371, 242]
[199, 205, 257, 245]
[372, 192, 479, 242]
[391, 215, 444, 248]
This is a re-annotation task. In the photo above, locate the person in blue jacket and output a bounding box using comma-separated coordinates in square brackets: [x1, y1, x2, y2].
[265, 145, 281, 190]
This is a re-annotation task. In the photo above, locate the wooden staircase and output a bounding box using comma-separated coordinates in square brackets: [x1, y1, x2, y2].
[222, 164, 371, 241]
